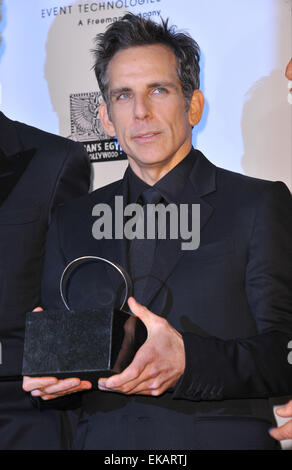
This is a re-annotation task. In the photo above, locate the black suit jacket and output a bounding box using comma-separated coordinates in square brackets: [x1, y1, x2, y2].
[0, 112, 91, 449]
[41, 148, 292, 449]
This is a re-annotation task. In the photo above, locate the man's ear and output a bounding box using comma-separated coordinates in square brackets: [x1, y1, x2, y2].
[188, 90, 204, 126]
[99, 101, 116, 137]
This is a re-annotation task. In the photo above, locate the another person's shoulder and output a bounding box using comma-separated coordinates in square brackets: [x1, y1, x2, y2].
[14, 118, 85, 155]
[0, 112, 88, 160]
[0, 112, 90, 186]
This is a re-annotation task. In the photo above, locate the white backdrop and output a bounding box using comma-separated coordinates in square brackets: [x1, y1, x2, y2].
[0, 0, 291, 191]
[0, 0, 291, 449]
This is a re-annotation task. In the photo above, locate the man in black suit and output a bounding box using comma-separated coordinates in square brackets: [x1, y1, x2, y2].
[24, 14, 292, 449]
[0, 111, 91, 449]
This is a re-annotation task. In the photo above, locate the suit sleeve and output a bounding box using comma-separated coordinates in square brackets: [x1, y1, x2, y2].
[48, 140, 91, 221]
[173, 181, 292, 401]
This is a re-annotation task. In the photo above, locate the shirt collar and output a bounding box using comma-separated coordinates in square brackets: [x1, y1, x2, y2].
[155, 148, 196, 203]
[126, 165, 151, 204]
[126, 147, 196, 204]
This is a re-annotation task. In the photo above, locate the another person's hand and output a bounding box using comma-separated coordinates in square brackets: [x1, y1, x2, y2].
[285, 58, 292, 80]
[22, 307, 92, 400]
[98, 297, 186, 396]
[269, 400, 292, 441]
[285, 58, 292, 104]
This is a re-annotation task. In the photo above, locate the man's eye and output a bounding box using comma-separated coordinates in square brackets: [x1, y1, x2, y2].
[152, 87, 167, 95]
[117, 93, 131, 101]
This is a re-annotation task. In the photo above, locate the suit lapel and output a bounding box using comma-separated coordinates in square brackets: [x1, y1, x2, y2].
[142, 150, 216, 308]
[87, 150, 217, 311]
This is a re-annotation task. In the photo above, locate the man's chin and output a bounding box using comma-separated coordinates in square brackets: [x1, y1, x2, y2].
[128, 153, 172, 169]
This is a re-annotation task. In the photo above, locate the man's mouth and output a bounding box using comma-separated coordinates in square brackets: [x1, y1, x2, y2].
[133, 132, 161, 142]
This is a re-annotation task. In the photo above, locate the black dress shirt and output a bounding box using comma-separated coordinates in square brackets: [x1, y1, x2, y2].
[126, 148, 196, 205]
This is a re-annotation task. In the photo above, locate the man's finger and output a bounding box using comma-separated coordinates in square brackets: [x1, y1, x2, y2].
[33, 382, 92, 400]
[269, 421, 292, 441]
[275, 401, 292, 417]
[98, 362, 145, 390]
[33, 306, 43, 312]
[98, 345, 150, 390]
[98, 299, 153, 391]
[40, 377, 82, 394]
[40, 377, 93, 395]
[99, 355, 166, 395]
[23, 376, 58, 392]
[99, 366, 152, 394]
[122, 374, 170, 395]
[98, 358, 147, 390]
[127, 297, 154, 328]
[99, 339, 153, 389]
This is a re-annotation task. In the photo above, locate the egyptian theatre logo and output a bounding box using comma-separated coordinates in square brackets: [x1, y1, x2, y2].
[69, 91, 126, 163]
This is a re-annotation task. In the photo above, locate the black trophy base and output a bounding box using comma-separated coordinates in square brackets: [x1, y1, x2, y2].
[22, 307, 147, 386]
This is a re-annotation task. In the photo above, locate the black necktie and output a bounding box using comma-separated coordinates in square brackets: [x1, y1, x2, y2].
[129, 187, 162, 303]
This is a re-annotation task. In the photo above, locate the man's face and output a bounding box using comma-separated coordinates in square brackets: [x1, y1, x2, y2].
[99, 44, 203, 176]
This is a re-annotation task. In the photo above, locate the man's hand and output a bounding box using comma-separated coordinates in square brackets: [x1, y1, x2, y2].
[269, 400, 292, 440]
[98, 297, 186, 396]
[23, 376, 92, 400]
[22, 307, 92, 400]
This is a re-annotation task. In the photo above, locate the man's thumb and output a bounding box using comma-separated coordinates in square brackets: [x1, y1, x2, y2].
[276, 401, 292, 417]
[33, 306, 43, 312]
[128, 297, 150, 324]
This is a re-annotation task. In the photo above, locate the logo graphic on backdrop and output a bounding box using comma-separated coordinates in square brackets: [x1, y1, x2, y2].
[69, 91, 126, 163]
[40, 1, 162, 25]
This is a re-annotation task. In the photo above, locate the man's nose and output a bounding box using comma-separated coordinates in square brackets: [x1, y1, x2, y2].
[133, 95, 152, 120]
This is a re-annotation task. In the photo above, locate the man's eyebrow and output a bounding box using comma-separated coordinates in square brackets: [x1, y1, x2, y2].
[109, 81, 179, 98]
[147, 81, 179, 90]
[110, 87, 132, 98]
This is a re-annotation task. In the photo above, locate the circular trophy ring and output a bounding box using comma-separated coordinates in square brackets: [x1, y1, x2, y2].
[59, 256, 132, 312]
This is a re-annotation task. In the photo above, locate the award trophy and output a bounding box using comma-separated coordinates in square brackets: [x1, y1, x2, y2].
[22, 256, 147, 384]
